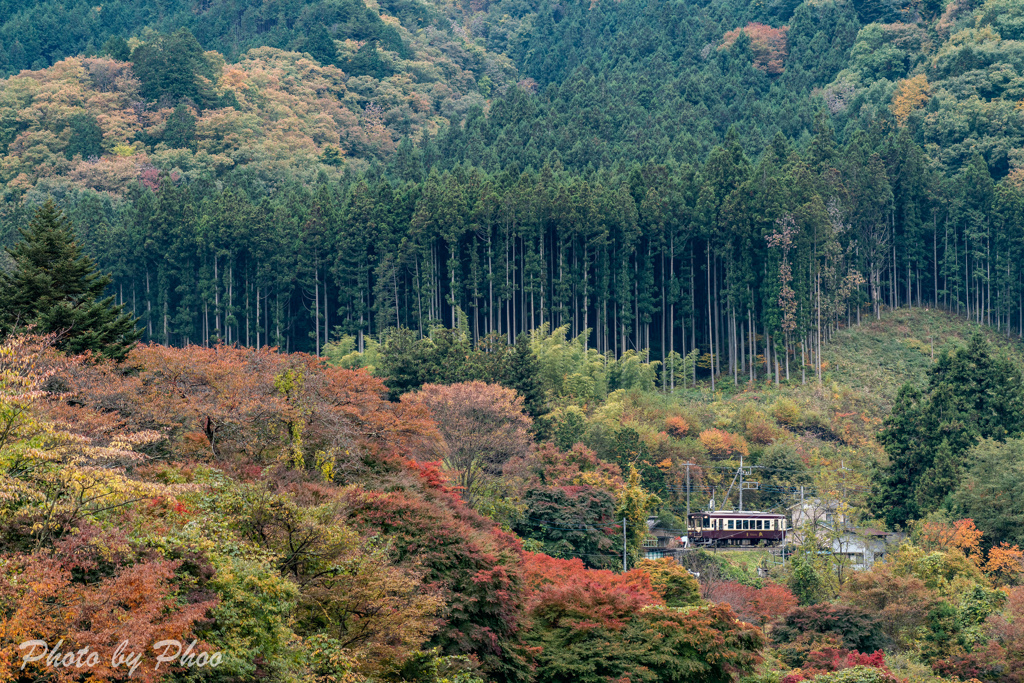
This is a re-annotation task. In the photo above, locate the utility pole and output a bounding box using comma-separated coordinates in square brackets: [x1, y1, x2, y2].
[622, 518, 628, 572]
[685, 462, 692, 519]
[737, 456, 758, 512]
[841, 460, 847, 502]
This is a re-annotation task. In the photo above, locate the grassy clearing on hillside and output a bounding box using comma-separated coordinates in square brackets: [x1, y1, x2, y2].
[715, 549, 773, 575]
[822, 307, 1024, 408]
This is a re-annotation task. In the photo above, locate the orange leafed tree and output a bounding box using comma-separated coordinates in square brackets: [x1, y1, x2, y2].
[504, 441, 623, 493]
[915, 518, 984, 562]
[720, 23, 789, 74]
[664, 415, 691, 438]
[0, 527, 215, 683]
[699, 428, 750, 458]
[890, 74, 931, 127]
[521, 552, 662, 629]
[51, 344, 437, 479]
[402, 381, 532, 502]
[986, 542, 1024, 584]
[709, 580, 797, 627]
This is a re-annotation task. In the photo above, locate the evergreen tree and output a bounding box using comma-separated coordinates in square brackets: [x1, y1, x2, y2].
[503, 333, 544, 417]
[130, 29, 213, 106]
[99, 35, 130, 62]
[952, 438, 1024, 549]
[343, 40, 393, 79]
[871, 333, 1024, 527]
[378, 327, 425, 401]
[304, 25, 338, 67]
[64, 113, 104, 160]
[0, 200, 141, 361]
[163, 103, 197, 151]
[870, 385, 930, 528]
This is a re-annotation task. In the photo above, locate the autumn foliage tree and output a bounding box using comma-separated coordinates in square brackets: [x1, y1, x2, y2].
[635, 557, 701, 607]
[699, 428, 750, 459]
[343, 486, 532, 683]
[402, 381, 533, 503]
[503, 443, 624, 568]
[709, 581, 798, 628]
[720, 23, 789, 74]
[0, 526, 216, 683]
[521, 553, 764, 683]
[0, 337, 467, 679]
[228, 487, 444, 673]
[890, 74, 931, 127]
[52, 343, 437, 479]
[841, 562, 937, 648]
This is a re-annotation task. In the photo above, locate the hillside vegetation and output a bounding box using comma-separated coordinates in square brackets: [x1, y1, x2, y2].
[5, 242, 1024, 681]
[4, 0, 1024, 681]
[823, 306, 1024, 406]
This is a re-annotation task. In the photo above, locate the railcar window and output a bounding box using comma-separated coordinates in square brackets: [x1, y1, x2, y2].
[756, 520, 762, 530]
[728, 520, 734, 530]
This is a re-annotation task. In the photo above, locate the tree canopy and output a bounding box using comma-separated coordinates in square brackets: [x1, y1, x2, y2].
[0, 201, 140, 360]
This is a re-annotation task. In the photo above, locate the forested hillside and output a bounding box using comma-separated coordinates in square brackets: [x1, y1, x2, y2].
[0, 0, 1020, 369]
[4, 0, 1024, 681]
[5, 225, 1024, 682]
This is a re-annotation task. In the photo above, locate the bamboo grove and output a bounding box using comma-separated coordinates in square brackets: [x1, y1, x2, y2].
[34, 117, 1023, 387]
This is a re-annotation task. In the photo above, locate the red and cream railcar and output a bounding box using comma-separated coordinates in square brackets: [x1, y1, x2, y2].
[687, 511, 787, 546]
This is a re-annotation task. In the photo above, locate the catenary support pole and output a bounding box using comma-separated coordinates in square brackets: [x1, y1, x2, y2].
[623, 518, 628, 572]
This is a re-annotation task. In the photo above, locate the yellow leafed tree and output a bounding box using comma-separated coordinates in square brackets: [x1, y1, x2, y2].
[890, 74, 931, 127]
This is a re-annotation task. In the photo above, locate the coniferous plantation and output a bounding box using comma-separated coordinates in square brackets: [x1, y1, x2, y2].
[4, 0, 1024, 681]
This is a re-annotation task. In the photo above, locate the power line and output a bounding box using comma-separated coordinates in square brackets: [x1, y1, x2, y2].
[518, 516, 625, 531]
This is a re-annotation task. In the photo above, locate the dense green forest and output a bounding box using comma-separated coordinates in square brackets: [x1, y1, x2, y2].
[4, 0, 1024, 681]
[0, 0, 1021, 370]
